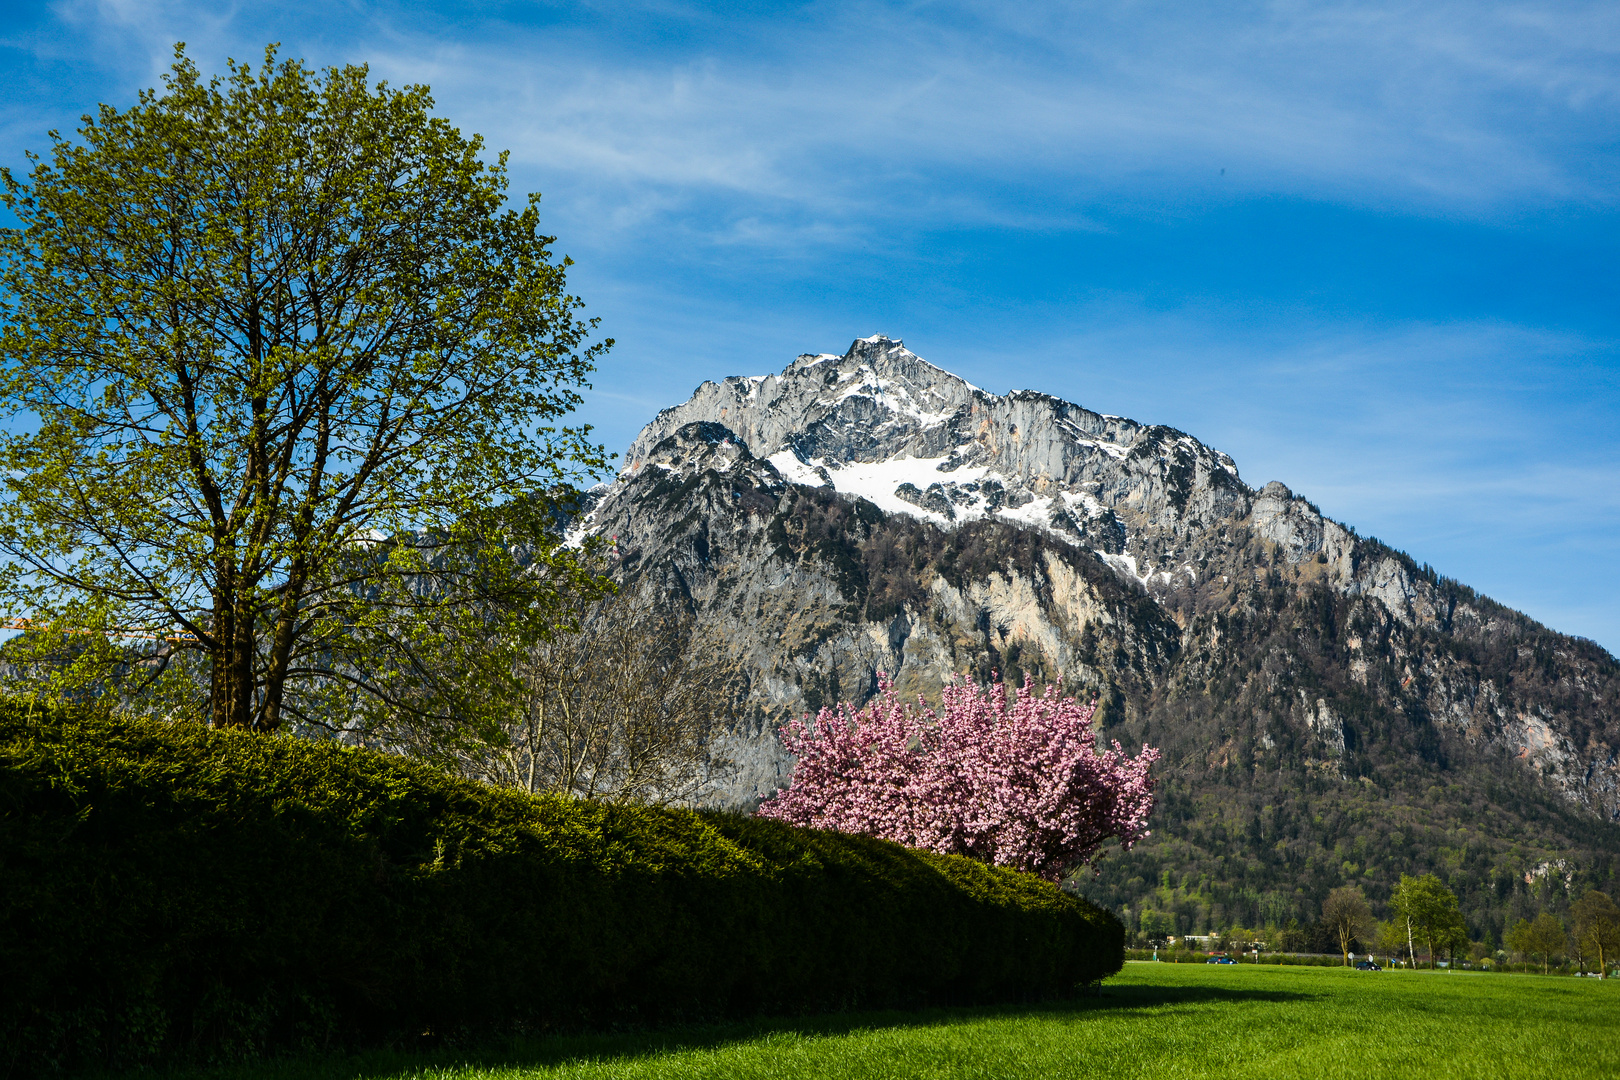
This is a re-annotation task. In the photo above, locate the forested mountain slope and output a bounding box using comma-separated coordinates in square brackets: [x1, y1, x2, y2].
[577, 335, 1620, 940]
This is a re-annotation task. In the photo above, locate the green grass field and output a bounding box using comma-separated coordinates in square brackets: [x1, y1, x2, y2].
[158, 963, 1618, 1080]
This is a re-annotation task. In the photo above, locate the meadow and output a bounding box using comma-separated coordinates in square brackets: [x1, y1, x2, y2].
[145, 962, 1617, 1080]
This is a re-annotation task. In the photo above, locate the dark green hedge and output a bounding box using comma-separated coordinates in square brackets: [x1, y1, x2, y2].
[0, 701, 1121, 1074]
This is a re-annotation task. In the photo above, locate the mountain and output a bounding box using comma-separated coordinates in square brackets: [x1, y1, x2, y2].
[577, 334, 1620, 942]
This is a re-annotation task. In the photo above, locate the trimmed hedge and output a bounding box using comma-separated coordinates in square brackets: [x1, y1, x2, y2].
[0, 701, 1122, 1074]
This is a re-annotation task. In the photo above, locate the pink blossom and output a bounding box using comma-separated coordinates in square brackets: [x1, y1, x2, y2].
[756, 673, 1159, 881]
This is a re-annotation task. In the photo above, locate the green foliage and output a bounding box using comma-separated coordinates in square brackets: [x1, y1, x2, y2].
[0, 699, 1121, 1074]
[1572, 890, 1620, 975]
[1506, 911, 1569, 974]
[1391, 873, 1467, 968]
[1372, 919, 1410, 961]
[0, 44, 609, 733]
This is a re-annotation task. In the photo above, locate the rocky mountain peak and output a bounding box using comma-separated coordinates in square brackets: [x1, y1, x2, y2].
[621, 335, 1266, 590]
[606, 338, 1536, 632]
[569, 334, 1620, 922]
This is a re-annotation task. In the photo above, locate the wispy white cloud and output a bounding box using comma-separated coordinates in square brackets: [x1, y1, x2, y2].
[18, 0, 1617, 246]
[462, 1, 1618, 211]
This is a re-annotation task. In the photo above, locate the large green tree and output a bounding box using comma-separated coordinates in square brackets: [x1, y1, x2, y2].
[1391, 873, 1465, 970]
[0, 45, 609, 737]
[1571, 890, 1620, 978]
[1372, 919, 1409, 966]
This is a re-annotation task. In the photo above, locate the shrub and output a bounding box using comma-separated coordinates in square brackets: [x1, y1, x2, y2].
[758, 674, 1158, 880]
[0, 701, 1122, 1074]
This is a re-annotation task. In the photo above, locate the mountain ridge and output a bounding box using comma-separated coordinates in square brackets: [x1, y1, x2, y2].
[576, 334, 1620, 939]
[624, 335, 1455, 622]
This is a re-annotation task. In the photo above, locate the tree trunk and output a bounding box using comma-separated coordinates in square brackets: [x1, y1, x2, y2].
[233, 596, 256, 729]
[208, 567, 255, 730]
[209, 611, 234, 728]
[260, 564, 307, 733]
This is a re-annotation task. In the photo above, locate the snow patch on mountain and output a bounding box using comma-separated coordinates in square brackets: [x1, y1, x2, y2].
[618, 335, 1263, 585]
[1101, 551, 1148, 584]
[762, 446, 1133, 546]
[766, 451, 992, 523]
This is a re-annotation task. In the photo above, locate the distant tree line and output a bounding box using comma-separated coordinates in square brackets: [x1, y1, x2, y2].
[1127, 871, 1620, 976]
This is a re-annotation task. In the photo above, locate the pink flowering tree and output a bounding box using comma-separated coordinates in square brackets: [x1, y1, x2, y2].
[756, 673, 1159, 882]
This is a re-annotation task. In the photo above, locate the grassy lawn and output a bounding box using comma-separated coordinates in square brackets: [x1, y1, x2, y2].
[155, 963, 1618, 1080]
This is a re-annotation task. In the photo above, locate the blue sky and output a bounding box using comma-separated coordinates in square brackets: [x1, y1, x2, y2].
[4, 1, 1618, 652]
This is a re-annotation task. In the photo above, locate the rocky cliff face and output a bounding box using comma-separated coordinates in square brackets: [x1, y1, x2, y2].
[586, 417, 1181, 805]
[581, 336, 1620, 828]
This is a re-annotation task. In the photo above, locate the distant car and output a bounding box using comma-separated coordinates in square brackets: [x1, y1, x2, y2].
[1207, 956, 1237, 964]
[1355, 960, 1381, 971]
